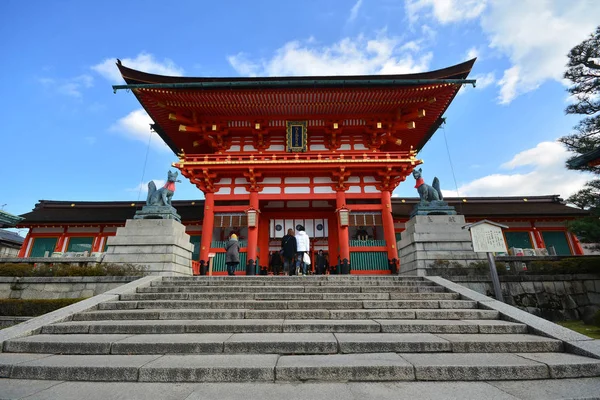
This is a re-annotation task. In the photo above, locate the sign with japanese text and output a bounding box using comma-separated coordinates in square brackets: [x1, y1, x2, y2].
[286, 121, 308, 152]
[469, 223, 507, 253]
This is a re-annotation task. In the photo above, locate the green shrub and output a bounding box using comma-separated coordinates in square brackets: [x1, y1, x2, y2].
[0, 298, 87, 316]
[528, 257, 600, 275]
[429, 259, 463, 269]
[466, 260, 507, 275]
[0, 263, 145, 277]
[496, 262, 507, 275]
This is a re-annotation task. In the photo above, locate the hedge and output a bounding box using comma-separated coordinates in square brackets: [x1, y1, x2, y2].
[0, 263, 145, 277]
[0, 298, 87, 316]
[528, 257, 600, 275]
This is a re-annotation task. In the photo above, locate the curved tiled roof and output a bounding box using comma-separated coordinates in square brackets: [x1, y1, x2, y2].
[17, 195, 588, 227]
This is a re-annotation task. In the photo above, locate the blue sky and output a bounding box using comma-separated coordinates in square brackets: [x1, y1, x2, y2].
[1, 0, 599, 234]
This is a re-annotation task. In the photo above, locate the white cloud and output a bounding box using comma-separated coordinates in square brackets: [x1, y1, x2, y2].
[127, 180, 165, 193]
[457, 72, 494, 96]
[445, 141, 591, 198]
[473, 72, 495, 89]
[92, 53, 184, 83]
[406, 0, 487, 24]
[109, 109, 170, 151]
[348, 0, 363, 23]
[465, 47, 479, 61]
[481, 0, 600, 104]
[38, 74, 94, 98]
[405, 0, 600, 104]
[228, 35, 433, 77]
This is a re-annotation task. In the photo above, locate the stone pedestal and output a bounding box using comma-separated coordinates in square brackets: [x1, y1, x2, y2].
[410, 200, 457, 217]
[102, 219, 193, 276]
[398, 214, 485, 276]
[134, 205, 181, 222]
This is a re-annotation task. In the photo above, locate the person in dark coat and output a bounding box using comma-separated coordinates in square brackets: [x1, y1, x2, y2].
[269, 251, 283, 275]
[315, 250, 328, 275]
[225, 233, 240, 276]
[281, 229, 297, 275]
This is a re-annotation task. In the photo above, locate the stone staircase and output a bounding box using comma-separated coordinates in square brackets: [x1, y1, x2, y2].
[1, 275, 599, 382]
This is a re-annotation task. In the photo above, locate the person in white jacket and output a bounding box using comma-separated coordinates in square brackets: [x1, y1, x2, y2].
[294, 225, 310, 276]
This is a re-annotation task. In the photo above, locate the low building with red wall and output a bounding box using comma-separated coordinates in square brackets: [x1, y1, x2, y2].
[16, 195, 588, 275]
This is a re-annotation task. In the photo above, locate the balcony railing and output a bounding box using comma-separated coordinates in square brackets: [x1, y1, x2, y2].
[349, 239, 386, 247]
[176, 151, 415, 167]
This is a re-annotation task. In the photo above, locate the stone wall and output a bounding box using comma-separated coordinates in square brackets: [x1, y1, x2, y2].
[451, 274, 600, 322]
[0, 276, 139, 300]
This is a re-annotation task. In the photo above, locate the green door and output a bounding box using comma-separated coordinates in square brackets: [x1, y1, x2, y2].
[541, 231, 572, 255]
[189, 235, 201, 260]
[504, 231, 532, 250]
[30, 237, 58, 258]
[66, 237, 94, 253]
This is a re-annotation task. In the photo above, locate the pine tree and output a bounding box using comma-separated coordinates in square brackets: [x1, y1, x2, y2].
[559, 26, 600, 250]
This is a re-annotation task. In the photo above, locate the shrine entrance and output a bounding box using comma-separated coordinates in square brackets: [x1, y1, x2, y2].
[261, 208, 337, 272]
[113, 58, 477, 275]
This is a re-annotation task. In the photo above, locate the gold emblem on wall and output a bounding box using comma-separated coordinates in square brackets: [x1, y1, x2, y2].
[286, 121, 308, 152]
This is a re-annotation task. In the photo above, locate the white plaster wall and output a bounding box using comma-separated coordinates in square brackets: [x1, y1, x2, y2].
[284, 187, 310, 194]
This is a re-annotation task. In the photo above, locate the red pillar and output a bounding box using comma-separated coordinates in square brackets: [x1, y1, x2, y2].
[257, 212, 270, 272]
[17, 232, 32, 258]
[336, 190, 350, 263]
[381, 190, 398, 261]
[246, 190, 260, 270]
[328, 214, 339, 269]
[55, 228, 68, 253]
[570, 232, 585, 255]
[91, 227, 104, 253]
[199, 192, 215, 264]
[531, 224, 544, 249]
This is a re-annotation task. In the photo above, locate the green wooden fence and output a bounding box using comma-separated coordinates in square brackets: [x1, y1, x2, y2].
[211, 240, 248, 248]
[349, 251, 388, 271]
[349, 239, 386, 247]
[212, 252, 248, 273]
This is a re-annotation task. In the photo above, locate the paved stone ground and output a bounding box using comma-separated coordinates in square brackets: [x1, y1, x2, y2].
[1, 378, 599, 399]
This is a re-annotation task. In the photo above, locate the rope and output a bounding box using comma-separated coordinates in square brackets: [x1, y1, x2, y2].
[137, 125, 153, 201]
[440, 122, 464, 214]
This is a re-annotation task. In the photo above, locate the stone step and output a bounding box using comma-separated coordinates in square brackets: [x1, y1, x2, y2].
[158, 277, 427, 284]
[152, 280, 438, 287]
[2, 333, 563, 355]
[3, 352, 599, 382]
[97, 299, 476, 311]
[137, 285, 446, 294]
[120, 292, 460, 301]
[161, 276, 425, 281]
[42, 319, 527, 335]
[334, 333, 563, 354]
[73, 308, 500, 321]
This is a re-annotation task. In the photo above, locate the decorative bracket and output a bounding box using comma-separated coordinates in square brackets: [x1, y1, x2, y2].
[324, 127, 342, 151]
[332, 166, 351, 191]
[376, 167, 403, 192]
[243, 168, 264, 192]
[191, 169, 217, 193]
[252, 124, 270, 152]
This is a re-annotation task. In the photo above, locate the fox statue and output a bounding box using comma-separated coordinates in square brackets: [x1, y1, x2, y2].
[147, 170, 181, 207]
[412, 168, 443, 204]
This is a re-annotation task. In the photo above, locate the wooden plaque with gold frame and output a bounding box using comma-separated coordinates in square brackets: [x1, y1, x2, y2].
[286, 121, 308, 152]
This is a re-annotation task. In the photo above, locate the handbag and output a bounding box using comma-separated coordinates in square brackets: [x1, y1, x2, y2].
[303, 253, 311, 265]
